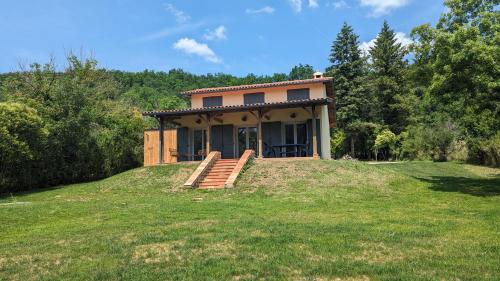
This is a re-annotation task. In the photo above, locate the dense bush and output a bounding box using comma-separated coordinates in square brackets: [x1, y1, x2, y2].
[0, 57, 145, 193]
[0, 102, 47, 192]
[475, 133, 500, 167]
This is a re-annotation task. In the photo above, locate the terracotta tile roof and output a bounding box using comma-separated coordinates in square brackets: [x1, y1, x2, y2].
[142, 97, 333, 117]
[181, 77, 333, 96]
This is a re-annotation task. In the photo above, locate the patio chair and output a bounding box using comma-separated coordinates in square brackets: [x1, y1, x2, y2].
[263, 142, 277, 158]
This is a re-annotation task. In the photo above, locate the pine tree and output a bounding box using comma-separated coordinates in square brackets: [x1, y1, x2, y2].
[327, 23, 374, 157]
[369, 20, 409, 134]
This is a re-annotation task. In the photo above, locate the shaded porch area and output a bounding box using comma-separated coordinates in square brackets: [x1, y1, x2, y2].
[143, 98, 334, 163]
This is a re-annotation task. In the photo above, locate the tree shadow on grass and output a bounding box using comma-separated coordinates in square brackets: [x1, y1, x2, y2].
[416, 176, 500, 197]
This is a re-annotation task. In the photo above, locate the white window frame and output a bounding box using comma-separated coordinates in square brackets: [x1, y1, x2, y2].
[235, 125, 258, 156]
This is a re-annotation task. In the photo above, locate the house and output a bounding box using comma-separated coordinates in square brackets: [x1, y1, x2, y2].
[142, 72, 336, 168]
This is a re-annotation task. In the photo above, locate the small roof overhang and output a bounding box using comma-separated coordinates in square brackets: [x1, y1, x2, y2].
[142, 97, 333, 118]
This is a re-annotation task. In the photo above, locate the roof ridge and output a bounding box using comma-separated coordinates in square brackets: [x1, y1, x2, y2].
[182, 77, 333, 95]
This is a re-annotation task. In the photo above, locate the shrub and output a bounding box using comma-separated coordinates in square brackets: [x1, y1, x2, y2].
[0, 102, 47, 192]
[373, 129, 398, 161]
[477, 133, 500, 167]
[400, 121, 457, 162]
[330, 129, 346, 159]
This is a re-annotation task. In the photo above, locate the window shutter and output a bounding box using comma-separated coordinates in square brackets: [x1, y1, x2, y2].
[287, 88, 310, 101]
[202, 96, 223, 107]
[243, 93, 265, 105]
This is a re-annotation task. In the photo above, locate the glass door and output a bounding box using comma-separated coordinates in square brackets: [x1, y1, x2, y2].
[193, 129, 206, 161]
[237, 126, 258, 157]
[283, 123, 307, 157]
[284, 124, 295, 154]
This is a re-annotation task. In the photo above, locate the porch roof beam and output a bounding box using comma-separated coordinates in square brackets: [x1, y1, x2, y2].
[143, 98, 333, 118]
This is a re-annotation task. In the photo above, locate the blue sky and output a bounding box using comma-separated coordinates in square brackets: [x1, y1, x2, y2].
[0, 0, 445, 76]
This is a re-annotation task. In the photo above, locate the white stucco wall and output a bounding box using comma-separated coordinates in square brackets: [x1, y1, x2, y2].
[190, 83, 326, 108]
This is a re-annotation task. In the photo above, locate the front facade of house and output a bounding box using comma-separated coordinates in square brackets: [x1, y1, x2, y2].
[143, 73, 336, 164]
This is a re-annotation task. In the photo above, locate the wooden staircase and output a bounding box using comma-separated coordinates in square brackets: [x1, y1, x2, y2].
[198, 159, 239, 189]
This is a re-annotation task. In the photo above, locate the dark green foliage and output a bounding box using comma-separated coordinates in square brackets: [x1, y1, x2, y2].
[327, 23, 376, 157]
[409, 0, 499, 165]
[369, 21, 410, 134]
[0, 102, 47, 192]
[0, 56, 145, 193]
[288, 64, 314, 80]
[401, 121, 459, 162]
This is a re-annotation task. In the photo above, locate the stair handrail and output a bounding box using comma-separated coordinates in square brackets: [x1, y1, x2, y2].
[224, 150, 255, 188]
[184, 151, 221, 187]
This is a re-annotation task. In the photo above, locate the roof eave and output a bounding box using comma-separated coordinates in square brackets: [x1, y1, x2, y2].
[142, 98, 333, 117]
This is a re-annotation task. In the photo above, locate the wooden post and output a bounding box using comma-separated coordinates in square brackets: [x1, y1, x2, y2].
[206, 114, 211, 154]
[257, 110, 263, 159]
[158, 116, 164, 164]
[311, 106, 319, 159]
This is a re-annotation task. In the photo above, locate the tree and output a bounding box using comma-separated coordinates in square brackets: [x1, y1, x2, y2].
[0, 55, 146, 192]
[289, 64, 314, 80]
[369, 21, 410, 133]
[327, 22, 374, 157]
[411, 0, 500, 164]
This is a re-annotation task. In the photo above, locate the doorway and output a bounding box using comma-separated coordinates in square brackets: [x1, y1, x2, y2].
[211, 125, 235, 159]
[192, 129, 206, 161]
[283, 123, 307, 156]
[237, 126, 258, 157]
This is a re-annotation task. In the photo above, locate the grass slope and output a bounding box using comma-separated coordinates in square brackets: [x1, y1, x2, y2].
[0, 161, 499, 281]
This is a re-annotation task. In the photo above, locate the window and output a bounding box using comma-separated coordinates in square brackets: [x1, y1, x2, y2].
[287, 88, 310, 101]
[203, 96, 222, 107]
[243, 92, 265, 105]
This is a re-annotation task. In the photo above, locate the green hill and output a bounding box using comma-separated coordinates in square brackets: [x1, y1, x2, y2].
[0, 161, 499, 280]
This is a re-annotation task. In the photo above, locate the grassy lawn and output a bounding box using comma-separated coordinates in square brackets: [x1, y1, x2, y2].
[0, 160, 499, 280]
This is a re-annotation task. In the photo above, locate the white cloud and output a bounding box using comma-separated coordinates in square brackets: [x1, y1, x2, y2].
[289, 0, 303, 13]
[203, 25, 227, 41]
[359, 40, 375, 55]
[394, 31, 412, 47]
[360, 31, 412, 55]
[173, 38, 222, 63]
[330, 0, 348, 8]
[165, 3, 191, 24]
[359, 0, 409, 16]
[308, 0, 319, 8]
[245, 6, 275, 14]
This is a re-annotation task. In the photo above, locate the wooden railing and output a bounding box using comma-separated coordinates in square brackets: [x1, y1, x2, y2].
[224, 150, 255, 188]
[184, 151, 221, 187]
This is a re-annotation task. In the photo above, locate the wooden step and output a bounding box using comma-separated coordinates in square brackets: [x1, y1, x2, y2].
[210, 167, 235, 170]
[211, 168, 236, 171]
[201, 176, 227, 181]
[205, 174, 231, 179]
[212, 163, 237, 167]
[199, 185, 225, 189]
[199, 181, 226, 186]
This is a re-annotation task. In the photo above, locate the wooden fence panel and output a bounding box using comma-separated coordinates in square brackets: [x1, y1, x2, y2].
[144, 129, 178, 166]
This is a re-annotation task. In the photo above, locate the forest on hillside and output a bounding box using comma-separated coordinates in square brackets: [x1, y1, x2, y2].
[0, 0, 498, 193]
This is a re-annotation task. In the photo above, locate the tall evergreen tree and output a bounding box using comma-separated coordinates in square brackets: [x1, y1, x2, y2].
[327, 23, 374, 157]
[369, 20, 410, 134]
